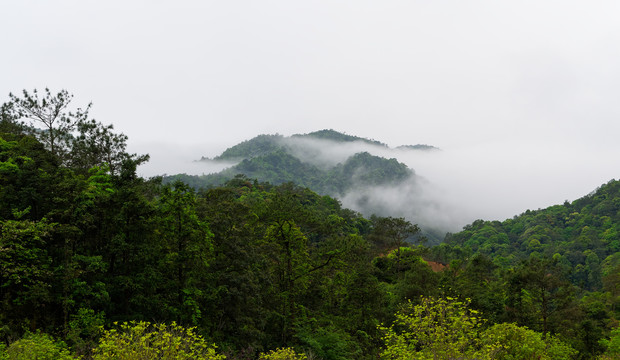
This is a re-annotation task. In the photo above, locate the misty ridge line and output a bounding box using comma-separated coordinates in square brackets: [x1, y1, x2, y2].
[164, 130, 456, 243]
[198, 130, 438, 171]
[195, 130, 436, 181]
[161, 129, 618, 244]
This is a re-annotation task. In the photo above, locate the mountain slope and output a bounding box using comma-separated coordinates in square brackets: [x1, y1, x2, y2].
[439, 179, 620, 290]
[164, 129, 445, 242]
[169, 130, 425, 195]
[169, 150, 413, 196]
[211, 134, 284, 161]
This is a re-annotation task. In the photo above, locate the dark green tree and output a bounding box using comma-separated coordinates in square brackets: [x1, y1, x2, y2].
[505, 258, 580, 339]
[0, 219, 54, 337]
[197, 185, 267, 351]
[156, 181, 213, 326]
[69, 119, 148, 175]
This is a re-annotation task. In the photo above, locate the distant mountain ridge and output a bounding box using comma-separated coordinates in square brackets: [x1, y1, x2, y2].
[179, 129, 436, 193]
[210, 134, 283, 161]
[396, 144, 437, 151]
[202, 129, 435, 163]
[292, 129, 388, 147]
[179, 129, 437, 191]
[166, 129, 442, 241]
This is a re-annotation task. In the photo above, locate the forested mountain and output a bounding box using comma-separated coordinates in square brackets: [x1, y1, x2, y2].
[173, 130, 431, 193]
[182, 150, 412, 197]
[166, 130, 444, 243]
[208, 130, 391, 162]
[2, 90, 620, 359]
[292, 129, 388, 146]
[437, 179, 620, 291]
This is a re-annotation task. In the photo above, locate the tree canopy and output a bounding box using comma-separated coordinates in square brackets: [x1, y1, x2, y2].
[1, 89, 619, 359]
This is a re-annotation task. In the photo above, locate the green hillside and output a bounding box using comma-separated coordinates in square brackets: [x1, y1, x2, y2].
[169, 150, 413, 195]
[209, 130, 388, 162]
[165, 130, 417, 196]
[213, 134, 284, 161]
[438, 179, 620, 290]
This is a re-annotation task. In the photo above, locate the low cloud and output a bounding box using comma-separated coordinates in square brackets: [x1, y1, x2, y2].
[137, 135, 619, 241]
[283, 136, 619, 236]
[133, 141, 237, 177]
[279, 136, 389, 169]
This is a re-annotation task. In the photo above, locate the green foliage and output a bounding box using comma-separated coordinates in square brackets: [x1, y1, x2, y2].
[438, 254, 504, 323]
[5, 88, 89, 160]
[92, 321, 224, 360]
[373, 247, 439, 305]
[4, 90, 620, 359]
[69, 119, 148, 175]
[368, 216, 421, 251]
[259, 347, 307, 360]
[444, 179, 620, 292]
[215, 134, 284, 161]
[380, 298, 577, 360]
[0, 133, 59, 220]
[379, 296, 489, 359]
[156, 181, 214, 325]
[504, 257, 579, 338]
[0, 332, 76, 360]
[3, 88, 146, 173]
[0, 219, 54, 335]
[234, 150, 321, 189]
[164, 135, 414, 199]
[330, 152, 412, 191]
[66, 308, 105, 356]
[599, 327, 620, 358]
[543, 336, 579, 359]
[480, 323, 576, 360]
[295, 324, 361, 360]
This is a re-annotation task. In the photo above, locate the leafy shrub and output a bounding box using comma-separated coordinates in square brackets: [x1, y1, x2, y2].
[92, 321, 224, 360]
[259, 347, 307, 360]
[379, 296, 486, 359]
[0, 332, 76, 360]
[480, 323, 576, 359]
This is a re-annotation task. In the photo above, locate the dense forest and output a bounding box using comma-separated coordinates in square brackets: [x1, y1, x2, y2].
[1, 90, 620, 359]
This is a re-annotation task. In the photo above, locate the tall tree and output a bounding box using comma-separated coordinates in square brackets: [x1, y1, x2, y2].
[69, 119, 148, 175]
[197, 186, 267, 351]
[368, 216, 420, 276]
[156, 181, 213, 326]
[0, 219, 55, 337]
[4, 89, 147, 174]
[6, 89, 89, 161]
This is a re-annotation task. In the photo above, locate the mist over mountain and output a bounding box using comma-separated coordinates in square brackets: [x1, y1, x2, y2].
[164, 130, 451, 242]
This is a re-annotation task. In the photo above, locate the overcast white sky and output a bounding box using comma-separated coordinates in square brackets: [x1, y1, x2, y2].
[2, 1, 620, 224]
